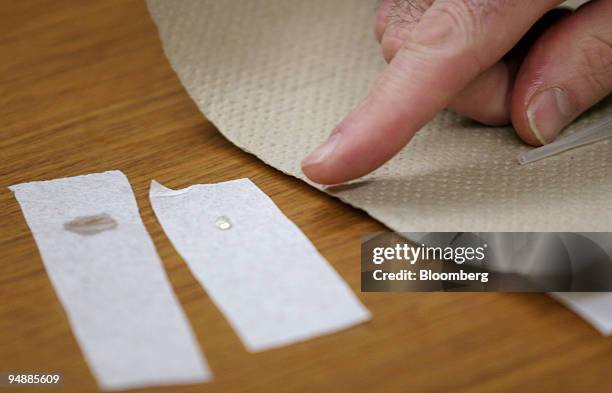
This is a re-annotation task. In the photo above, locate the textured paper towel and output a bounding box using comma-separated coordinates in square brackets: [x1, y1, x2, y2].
[149, 179, 371, 352]
[10, 171, 211, 391]
[147, 0, 611, 232]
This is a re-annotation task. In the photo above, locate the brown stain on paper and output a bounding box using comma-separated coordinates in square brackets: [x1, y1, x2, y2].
[64, 213, 118, 235]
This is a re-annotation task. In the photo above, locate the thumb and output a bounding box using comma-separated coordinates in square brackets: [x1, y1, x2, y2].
[512, 0, 612, 146]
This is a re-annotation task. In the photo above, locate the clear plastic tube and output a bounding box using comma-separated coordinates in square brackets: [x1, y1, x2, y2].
[518, 114, 612, 165]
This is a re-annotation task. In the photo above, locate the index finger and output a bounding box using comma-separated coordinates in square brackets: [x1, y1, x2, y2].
[302, 0, 561, 185]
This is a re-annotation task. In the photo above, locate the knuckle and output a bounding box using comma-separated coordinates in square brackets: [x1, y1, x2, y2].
[437, 0, 512, 70]
[460, 0, 514, 18]
[400, 0, 513, 76]
[434, 0, 511, 42]
[580, 31, 612, 93]
[389, 0, 433, 27]
[437, 0, 483, 42]
[422, 1, 487, 73]
[420, 0, 487, 72]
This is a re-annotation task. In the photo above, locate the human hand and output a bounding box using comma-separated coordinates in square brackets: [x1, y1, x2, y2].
[301, 0, 612, 184]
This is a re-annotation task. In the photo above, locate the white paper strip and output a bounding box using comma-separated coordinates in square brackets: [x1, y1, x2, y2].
[149, 178, 371, 352]
[551, 293, 612, 336]
[10, 171, 211, 391]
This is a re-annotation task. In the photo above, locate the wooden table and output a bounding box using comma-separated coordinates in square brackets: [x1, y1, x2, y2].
[1, 1, 611, 392]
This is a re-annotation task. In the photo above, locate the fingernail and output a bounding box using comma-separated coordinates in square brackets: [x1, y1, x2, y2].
[301, 133, 343, 168]
[527, 87, 575, 145]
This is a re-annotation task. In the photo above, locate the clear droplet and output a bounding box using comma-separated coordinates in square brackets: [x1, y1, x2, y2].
[215, 216, 232, 230]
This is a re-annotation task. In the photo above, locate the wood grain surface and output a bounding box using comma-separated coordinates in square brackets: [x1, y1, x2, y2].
[1, 1, 611, 392]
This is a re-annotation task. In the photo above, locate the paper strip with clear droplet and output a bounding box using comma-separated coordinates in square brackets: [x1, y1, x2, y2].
[149, 178, 371, 352]
[10, 171, 211, 391]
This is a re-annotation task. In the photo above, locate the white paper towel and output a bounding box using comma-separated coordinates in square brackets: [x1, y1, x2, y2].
[10, 171, 211, 391]
[149, 179, 371, 352]
[552, 292, 612, 335]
